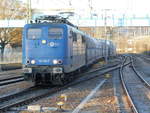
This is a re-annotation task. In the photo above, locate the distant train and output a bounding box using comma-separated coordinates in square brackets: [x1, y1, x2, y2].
[22, 15, 116, 85]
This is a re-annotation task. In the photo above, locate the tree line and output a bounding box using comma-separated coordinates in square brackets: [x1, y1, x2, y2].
[0, 0, 27, 61]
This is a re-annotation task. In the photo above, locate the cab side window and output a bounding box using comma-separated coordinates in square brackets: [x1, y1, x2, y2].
[72, 32, 77, 42]
[69, 30, 73, 38]
[81, 35, 85, 43]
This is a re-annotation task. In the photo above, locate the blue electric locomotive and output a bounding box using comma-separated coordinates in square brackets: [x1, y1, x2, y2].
[22, 15, 116, 85]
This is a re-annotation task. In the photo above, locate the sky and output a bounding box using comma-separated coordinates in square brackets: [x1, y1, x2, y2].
[21, 0, 150, 18]
[21, 0, 150, 10]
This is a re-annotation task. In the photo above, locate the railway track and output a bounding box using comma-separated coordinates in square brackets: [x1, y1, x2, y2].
[137, 54, 150, 63]
[0, 61, 119, 88]
[82, 62, 119, 76]
[131, 56, 150, 88]
[0, 76, 24, 87]
[119, 56, 150, 113]
[0, 69, 22, 76]
[0, 60, 123, 112]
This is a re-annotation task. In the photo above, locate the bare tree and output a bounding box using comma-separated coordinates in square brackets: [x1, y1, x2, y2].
[0, 0, 27, 61]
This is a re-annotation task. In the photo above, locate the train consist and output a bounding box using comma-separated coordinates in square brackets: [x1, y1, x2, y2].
[22, 15, 116, 85]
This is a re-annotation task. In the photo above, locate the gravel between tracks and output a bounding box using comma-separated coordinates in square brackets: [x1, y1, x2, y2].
[20, 73, 119, 113]
[0, 69, 22, 80]
[0, 81, 33, 98]
[133, 56, 150, 84]
[113, 69, 132, 113]
[123, 65, 150, 113]
[79, 73, 117, 113]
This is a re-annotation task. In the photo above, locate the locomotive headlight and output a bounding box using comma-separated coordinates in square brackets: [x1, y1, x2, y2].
[42, 40, 46, 44]
[58, 60, 62, 64]
[53, 59, 58, 64]
[31, 60, 36, 64]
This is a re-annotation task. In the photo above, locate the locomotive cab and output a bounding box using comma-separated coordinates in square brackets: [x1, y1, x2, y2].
[22, 24, 68, 85]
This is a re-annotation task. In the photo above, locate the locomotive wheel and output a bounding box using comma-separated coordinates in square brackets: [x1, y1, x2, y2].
[34, 81, 40, 86]
[50, 74, 68, 86]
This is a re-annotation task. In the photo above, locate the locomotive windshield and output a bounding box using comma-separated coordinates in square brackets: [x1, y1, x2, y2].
[27, 28, 42, 39]
[48, 28, 63, 39]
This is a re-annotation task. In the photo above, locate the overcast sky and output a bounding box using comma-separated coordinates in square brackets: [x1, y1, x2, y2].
[21, 0, 150, 17]
[21, 0, 150, 9]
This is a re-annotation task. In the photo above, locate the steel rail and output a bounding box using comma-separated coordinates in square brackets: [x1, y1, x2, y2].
[0, 76, 23, 82]
[130, 56, 150, 88]
[0, 77, 24, 86]
[0, 86, 36, 103]
[0, 61, 122, 112]
[119, 56, 139, 113]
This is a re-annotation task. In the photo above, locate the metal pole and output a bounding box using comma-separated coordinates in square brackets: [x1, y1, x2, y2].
[95, 14, 97, 38]
[104, 9, 108, 63]
[88, 0, 92, 19]
[27, 0, 32, 23]
[104, 9, 111, 63]
[0, 64, 1, 72]
[92, 14, 97, 37]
